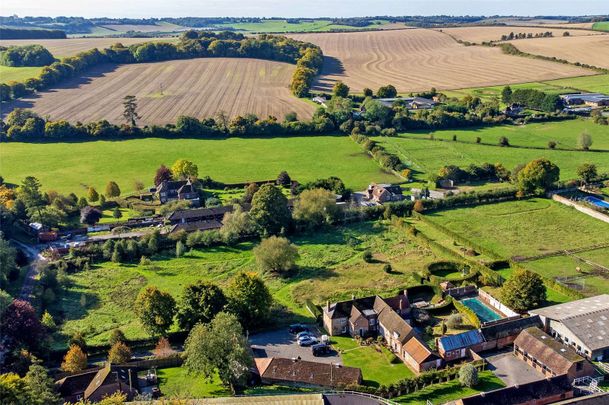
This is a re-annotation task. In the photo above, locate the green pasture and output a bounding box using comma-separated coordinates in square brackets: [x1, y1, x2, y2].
[52, 221, 445, 346]
[395, 120, 609, 151]
[592, 21, 609, 32]
[442, 74, 609, 100]
[0, 65, 44, 83]
[0, 135, 399, 195]
[376, 129, 609, 181]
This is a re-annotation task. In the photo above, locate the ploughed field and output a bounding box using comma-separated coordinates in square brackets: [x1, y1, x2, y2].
[2, 58, 315, 125]
[289, 29, 594, 93]
[438, 26, 603, 44]
[0, 37, 176, 58]
[510, 35, 609, 69]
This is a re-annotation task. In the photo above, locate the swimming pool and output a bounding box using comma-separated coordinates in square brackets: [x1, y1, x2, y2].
[584, 196, 609, 209]
[460, 297, 502, 323]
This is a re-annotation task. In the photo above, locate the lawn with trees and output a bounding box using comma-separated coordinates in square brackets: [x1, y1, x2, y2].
[50, 220, 450, 346]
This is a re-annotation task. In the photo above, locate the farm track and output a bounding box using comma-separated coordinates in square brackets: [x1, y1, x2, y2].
[289, 29, 595, 93]
[1, 58, 315, 125]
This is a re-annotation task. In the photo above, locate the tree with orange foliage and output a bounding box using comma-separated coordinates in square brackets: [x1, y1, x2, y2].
[61, 344, 88, 372]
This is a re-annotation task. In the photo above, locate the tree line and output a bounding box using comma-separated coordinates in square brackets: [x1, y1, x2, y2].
[0, 31, 323, 103]
[0, 44, 56, 67]
[0, 27, 66, 39]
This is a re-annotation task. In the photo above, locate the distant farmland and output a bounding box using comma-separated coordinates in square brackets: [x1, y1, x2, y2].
[289, 29, 594, 93]
[0, 37, 176, 58]
[510, 35, 609, 69]
[2, 58, 315, 125]
[439, 26, 603, 44]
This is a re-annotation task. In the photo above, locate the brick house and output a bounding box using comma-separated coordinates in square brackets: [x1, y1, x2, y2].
[254, 357, 361, 389]
[366, 183, 404, 204]
[156, 179, 200, 206]
[513, 327, 596, 382]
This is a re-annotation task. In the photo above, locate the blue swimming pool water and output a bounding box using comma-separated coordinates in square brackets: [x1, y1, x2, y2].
[585, 196, 609, 209]
[460, 298, 502, 323]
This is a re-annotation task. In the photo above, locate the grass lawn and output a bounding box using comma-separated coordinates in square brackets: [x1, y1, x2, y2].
[52, 221, 448, 347]
[158, 367, 230, 398]
[331, 336, 415, 387]
[98, 207, 139, 224]
[0, 136, 399, 195]
[393, 371, 505, 404]
[0, 65, 44, 83]
[392, 120, 609, 151]
[376, 132, 609, 182]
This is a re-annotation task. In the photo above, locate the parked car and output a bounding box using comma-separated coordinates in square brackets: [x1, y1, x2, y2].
[296, 331, 312, 340]
[288, 323, 308, 334]
[298, 336, 318, 346]
[312, 343, 330, 356]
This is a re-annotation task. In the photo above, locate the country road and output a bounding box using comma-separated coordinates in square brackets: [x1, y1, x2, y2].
[11, 240, 47, 302]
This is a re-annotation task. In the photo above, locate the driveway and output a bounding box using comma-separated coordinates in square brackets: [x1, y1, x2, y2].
[484, 351, 544, 386]
[12, 240, 47, 301]
[249, 326, 342, 365]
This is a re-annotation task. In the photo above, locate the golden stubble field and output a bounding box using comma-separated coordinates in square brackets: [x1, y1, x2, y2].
[289, 29, 595, 93]
[0, 37, 177, 58]
[2, 58, 315, 125]
[439, 26, 603, 44]
[510, 35, 609, 69]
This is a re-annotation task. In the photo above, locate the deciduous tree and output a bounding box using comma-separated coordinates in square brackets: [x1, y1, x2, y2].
[122, 95, 140, 126]
[516, 158, 560, 194]
[134, 286, 176, 336]
[220, 206, 256, 245]
[80, 206, 102, 225]
[87, 187, 99, 203]
[501, 268, 546, 312]
[24, 363, 61, 405]
[61, 345, 88, 372]
[293, 188, 338, 229]
[577, 163, 597, 185]
[226, 272, 272, 329]
[332, 81, 350, 97]
[154, 164, 173, 186]
[105, 181, 121, 198]
[108, 341, 132, 364]
[177, 281, 227, 330]
[254, 236, 299, 275]
[249, 184, 291, 236]
[578, 131, 593, 150]
[171, 159, 199, 180]
[1, 299, 45, 351]
[184, 312, 252, 393]
[459, 364, 479, 388]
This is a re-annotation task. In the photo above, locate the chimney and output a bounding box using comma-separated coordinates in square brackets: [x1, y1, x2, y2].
[399, 299, 404, 311]
[351, 294, 355, 301]
[403, 289, 408, 298]
[326, 301, 331, 311]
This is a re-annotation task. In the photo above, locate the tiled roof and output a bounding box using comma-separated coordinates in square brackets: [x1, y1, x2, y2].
[170, 219, 223, 233]
[480, 315, 542, 341]
[378, 305, 414, 344]
[403, 336, 438, 364]
[514, 328, 584, 375]
[256, 357, 361, 388]
[458, 375, 571, 405]
[439, 330, 484, 352]
[168, 205, 233, 221]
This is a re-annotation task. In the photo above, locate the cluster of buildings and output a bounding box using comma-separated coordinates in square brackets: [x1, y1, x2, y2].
[560, 92, 609, 115]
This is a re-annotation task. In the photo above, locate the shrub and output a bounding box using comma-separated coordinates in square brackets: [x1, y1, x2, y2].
[108, 341, 132, 364]
[446, 313, 463, 329]
[363, 250, 373, 263]
[548, 140, 557, 149]
[459, 364, 479, 388]
[499, 136, 510, 147]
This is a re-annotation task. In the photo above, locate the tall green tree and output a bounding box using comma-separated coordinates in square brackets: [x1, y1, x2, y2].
[87, 187, 99, 203]
[184, 312, 252, 393]
[578, 131, 593, 151]
[16, 176, 45, 222]
[122, 95, 140, 126]
[254, 236, 299, 275]
[226, 272, 272, 330]
[249, 184, 291, 236]
[0, 234, 17, 288]
[293, 188, 339, 229]
[134, 286, 176, 336]
[501, 85, 512, 103]
[501, 268, 547, 312]
[577, 163, 597, 185]
[171, 159, 199, 180]
[332, 81, 350, 97]
[516, 158, 560, 194]
[177, 281, 227, 330]
[105, 181, 121, 198]
[23, 363, 61, 405]
[219, 205, 256, 245]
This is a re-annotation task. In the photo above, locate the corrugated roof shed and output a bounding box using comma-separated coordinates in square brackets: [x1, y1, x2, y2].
[439, 330, 484, 352]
